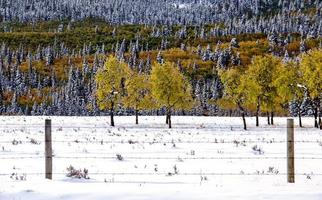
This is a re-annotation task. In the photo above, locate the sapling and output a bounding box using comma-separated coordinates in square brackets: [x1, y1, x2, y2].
[116, 154, 124, 161]
[66, 165, 90, 179]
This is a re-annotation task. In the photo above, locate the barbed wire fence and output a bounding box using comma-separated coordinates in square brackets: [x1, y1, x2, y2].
[0, 118, 322, 184]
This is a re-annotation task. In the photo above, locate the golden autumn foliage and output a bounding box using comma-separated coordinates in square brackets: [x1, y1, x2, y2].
[151, 61, 194, 128]
[151, 61, 194, 110]
[123, 71, 156, 124]
[299, 49, 322, 99]
[273, 61, 304, 104]
[96, 55, 130, 111]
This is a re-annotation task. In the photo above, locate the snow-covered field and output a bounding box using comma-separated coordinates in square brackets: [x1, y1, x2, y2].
[0, 116, 321, 200]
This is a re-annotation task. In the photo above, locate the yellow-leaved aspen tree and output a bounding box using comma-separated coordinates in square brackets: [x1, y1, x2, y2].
[274, 61, 305, 127]
[124, 71, 156, 124]
[299, 49, 322, 128]
[218, 68, 249, 130]
[151, 61, 194, 128]
[96, 55, 130, 126]
[241, 55, 281, 126]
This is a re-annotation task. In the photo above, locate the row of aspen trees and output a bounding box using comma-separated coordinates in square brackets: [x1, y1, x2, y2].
[96, 49, 322, 129]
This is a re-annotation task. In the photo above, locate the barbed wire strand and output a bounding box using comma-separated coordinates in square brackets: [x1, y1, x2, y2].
[1, 172, 322, 176]
[0, 140, 321, 144]
[1, 156, 322, 160]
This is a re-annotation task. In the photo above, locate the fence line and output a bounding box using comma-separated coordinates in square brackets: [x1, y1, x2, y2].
[1, 119, 321, 183]
[1, 156, 322, 160]
[1, 140, 321, 144]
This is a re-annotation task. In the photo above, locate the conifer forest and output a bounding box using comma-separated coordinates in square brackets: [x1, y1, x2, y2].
[0, 0, 321, 128]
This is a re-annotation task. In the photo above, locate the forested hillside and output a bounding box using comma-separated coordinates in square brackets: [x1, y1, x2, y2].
[0, 0, 321, 126]
[0, 0, 321, 35]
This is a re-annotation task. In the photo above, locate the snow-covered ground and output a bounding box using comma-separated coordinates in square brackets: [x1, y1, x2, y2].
[0, 116, 321, 200]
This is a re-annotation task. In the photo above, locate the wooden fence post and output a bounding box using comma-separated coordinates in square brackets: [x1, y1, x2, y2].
[287, 118, 295, 183]
[45, 119, 52, 180]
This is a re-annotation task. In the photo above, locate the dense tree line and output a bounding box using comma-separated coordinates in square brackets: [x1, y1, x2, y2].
[0, 0, 321, 37]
